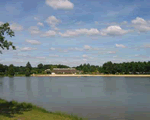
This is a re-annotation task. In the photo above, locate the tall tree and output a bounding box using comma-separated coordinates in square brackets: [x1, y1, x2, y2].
[25, 62, 32, 76]
[0, 22, 16, 53]
[8, 64, 15, 76]
[26, 62, 32, 71]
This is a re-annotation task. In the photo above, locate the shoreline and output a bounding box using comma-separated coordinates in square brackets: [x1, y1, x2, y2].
[31, 74, 150, 77]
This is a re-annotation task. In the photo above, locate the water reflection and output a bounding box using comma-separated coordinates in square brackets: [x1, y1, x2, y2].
[103, 77, 117, 94]
[0, 77, 3, 94]
[9, 77, 14, 98]
[37, 77, 46, 101]
[26, 77, 33, 101]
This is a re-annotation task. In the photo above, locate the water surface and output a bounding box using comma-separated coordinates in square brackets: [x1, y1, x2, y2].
[0, 76, 150, 120]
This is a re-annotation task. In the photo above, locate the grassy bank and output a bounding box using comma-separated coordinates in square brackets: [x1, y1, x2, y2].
[0, 99, 87, 120]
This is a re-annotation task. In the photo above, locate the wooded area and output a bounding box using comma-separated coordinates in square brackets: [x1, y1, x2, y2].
[0, 61, 150, 76]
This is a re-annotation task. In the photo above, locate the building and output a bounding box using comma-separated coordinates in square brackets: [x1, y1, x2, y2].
[52, 68, 77, 74]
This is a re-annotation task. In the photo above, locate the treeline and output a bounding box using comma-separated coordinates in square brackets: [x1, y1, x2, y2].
[0, 61, 150, 76]
[0, 62, 70, 76]
[76, 61, 150, 74]
[101, 61, 150, 74]
[75, 63, 100, 74]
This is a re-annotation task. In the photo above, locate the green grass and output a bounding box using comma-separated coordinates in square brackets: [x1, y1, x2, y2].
[0, 99, 87, 120]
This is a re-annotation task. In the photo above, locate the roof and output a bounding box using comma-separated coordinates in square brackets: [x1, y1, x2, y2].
[53, 68, 76, 70]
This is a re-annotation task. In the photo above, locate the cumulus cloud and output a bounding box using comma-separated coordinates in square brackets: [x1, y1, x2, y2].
[100, 26, 131, 36]
[84, 45, 91, 50]
[29, 26, 41, 34]
[50, 47, 55, 50]
[82, 54, 88, 58]
[131, 17, 150, 32]
[10, 23, 23, 31]
[83, 59, 87, 61]
[115, 44, 126, 48]
[46, 16, 61, 28]
[108, 51, 116, 54]
[25, 39, 41, 45]
[41, 30, 56, 37]
[37, 22, 44, 27]
[49, 54, 59, 57]
[59, 28, 100, 37]
[20, 47, 37, 51]
[132, 17, 147, 25]
[36, 57, 46, 59]
[45, 0, 74, 10]
[68, 47, 83, 51]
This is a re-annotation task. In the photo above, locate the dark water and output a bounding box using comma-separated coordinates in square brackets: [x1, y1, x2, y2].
[0, 76, 150, 120]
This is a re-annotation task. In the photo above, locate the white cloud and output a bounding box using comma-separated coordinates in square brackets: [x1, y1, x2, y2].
[0, 21, 4, 25]
[135, 54, 139, 57]
[34, 17, 39, 21]
[25, 39, 41, 45]
[49, 54, 59, 57]
[41, 30, 56, 37]
[20, 47, 37, 51]
[29, 26, 41, 34]
[50, 47, 55, 50]
[37, 22, 44, 27]
[59, 28, 100, 37]
[83, 59, 87, 61]
[132, 17, 147, 25]
[131, 17, 150, 32]
[84, 45, 91, 50]
[54, 27, 60, 31]
[108, 51, 116, 54]
[45, 0, 74, 10]
[46, 16, 61, 28]
[113, 55, 118, 58]
[36, 57, 46, 59]
[10, 23, 23, 31]
[68, 47, 83, 51]
[82, 54, 88, 58]
[115, 44, 126, 48]
[100, 26, 131, 36]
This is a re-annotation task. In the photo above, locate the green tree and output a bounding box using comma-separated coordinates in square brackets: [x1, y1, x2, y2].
[0, 22, 16, 53]
[8, 64, 15, 76]
[25, 62, 32, 76]
[25, 68, 31, 77]
[26, 62, 32, 71]
[37, 63, 43, 69]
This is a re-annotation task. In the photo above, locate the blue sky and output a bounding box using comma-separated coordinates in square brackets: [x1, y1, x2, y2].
[0, 0, 150, 67]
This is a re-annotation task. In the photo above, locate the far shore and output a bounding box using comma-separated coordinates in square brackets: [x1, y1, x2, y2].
[31, 74, 150, 77]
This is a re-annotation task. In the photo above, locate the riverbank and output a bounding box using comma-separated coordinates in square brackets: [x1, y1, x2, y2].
[31, 74, 150, 77]
[0, 99, 86, 120]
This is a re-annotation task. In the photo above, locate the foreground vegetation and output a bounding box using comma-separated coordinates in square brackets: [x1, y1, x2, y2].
[0, 99, 86, 120]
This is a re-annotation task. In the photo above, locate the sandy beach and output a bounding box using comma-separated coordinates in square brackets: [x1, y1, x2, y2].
[31, 74, 150, 77]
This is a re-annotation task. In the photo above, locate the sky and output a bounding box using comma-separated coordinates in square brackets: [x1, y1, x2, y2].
[0, 0, 150, 67]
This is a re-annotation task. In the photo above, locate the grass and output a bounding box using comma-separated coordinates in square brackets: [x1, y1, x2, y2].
[0, 99, 87, 120]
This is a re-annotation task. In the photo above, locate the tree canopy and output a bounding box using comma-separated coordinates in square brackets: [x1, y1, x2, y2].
[0, 22, 16, 53]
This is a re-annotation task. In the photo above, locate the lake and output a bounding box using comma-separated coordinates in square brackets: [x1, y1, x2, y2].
[0, 76, 150, 120]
